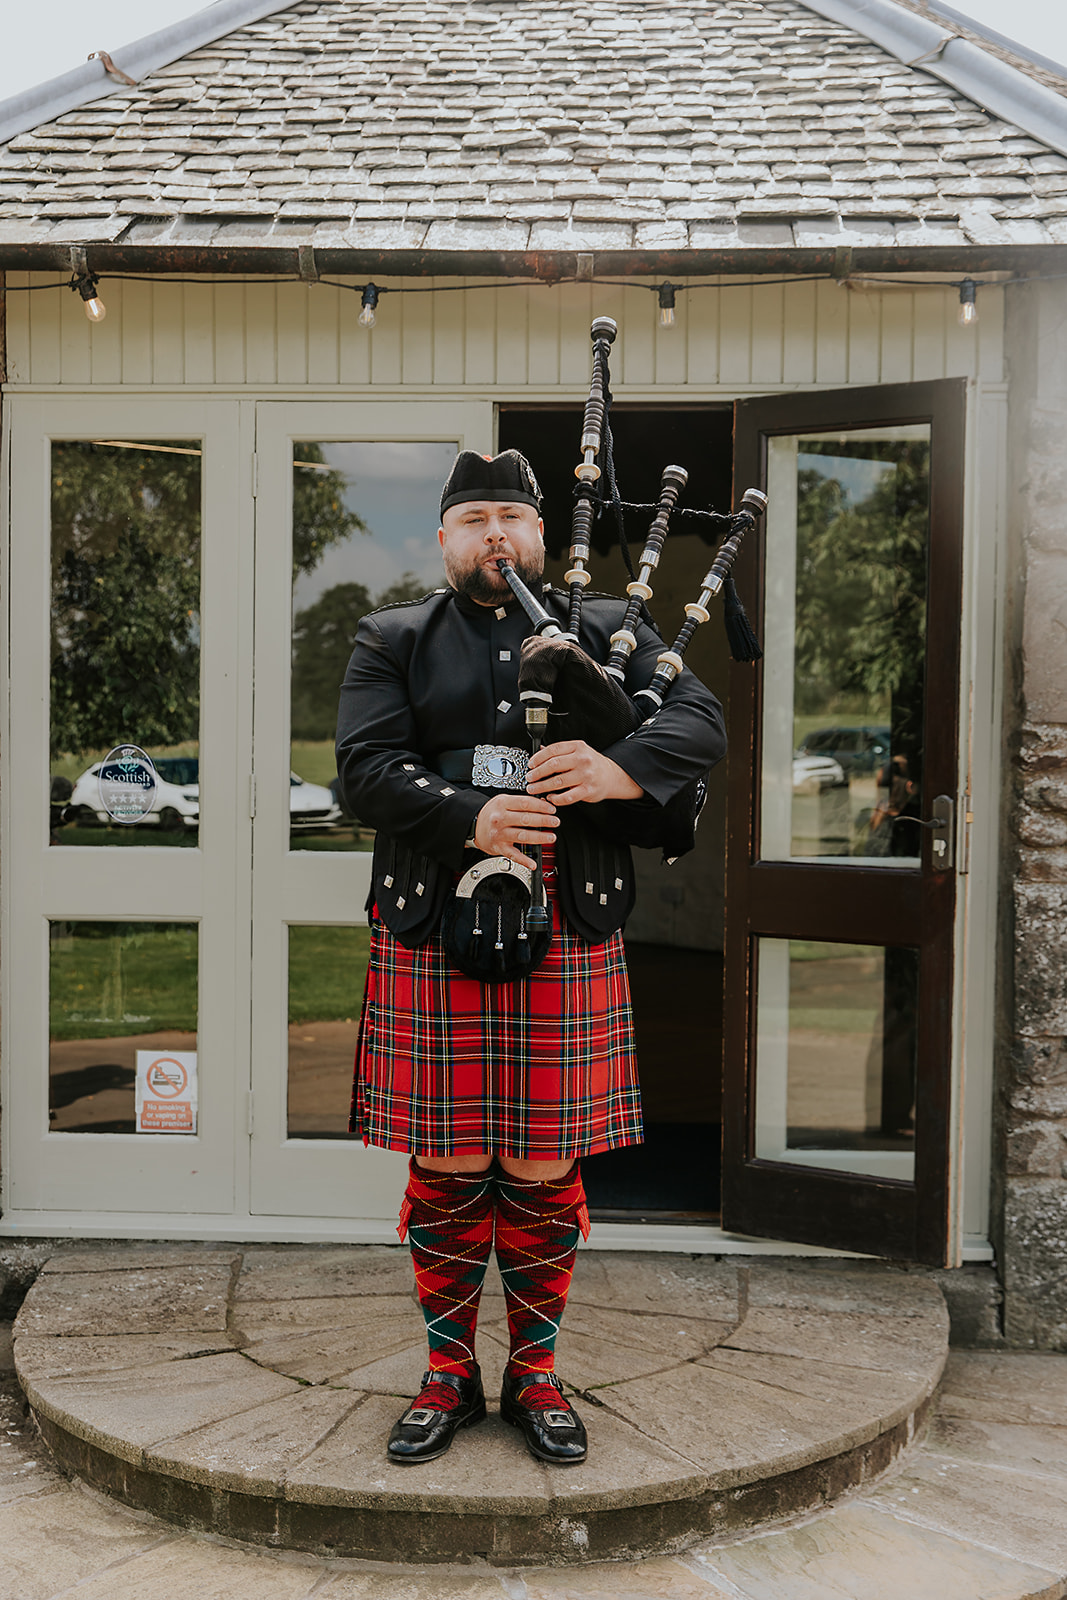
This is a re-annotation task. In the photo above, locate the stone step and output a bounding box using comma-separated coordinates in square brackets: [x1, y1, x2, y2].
[14, 1244, 949, 1566]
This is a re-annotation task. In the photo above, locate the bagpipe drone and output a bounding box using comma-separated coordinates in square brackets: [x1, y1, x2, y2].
[441, 317, 767, 983]
[498, 316, 767, 929]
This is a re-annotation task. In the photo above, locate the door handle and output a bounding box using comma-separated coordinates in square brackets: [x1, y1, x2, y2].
[912, 794, 955, 869]
[892, 795, 954, 867]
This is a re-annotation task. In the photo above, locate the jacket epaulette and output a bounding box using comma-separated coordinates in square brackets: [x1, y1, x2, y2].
[368, 589, 448, 618]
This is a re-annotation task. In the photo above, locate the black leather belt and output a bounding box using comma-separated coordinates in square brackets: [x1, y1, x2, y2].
[433, 748, 476, 782]
[433, 745, 529, 791]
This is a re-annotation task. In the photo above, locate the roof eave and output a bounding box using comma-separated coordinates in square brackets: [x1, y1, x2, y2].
[2, 242, 1065, 279]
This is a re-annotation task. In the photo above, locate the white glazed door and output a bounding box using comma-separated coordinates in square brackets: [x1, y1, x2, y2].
[248, 402, 493, 1221]
[2, 398, 251, 1218]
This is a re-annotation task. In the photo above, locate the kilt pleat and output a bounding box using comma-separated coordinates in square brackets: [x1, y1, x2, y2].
[350, 862, 642, 1159]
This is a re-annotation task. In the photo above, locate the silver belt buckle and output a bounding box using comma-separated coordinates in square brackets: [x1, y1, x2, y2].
[472, 744, 529, 791]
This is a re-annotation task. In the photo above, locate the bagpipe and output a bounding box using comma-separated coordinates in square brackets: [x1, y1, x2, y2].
[442, 316, 767, 983]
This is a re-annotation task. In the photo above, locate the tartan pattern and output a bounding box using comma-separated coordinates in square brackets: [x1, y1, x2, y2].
[399, 1160, 494, 1379]
[495, 1163, 589, 1378]
[350, 861, 642, 1159]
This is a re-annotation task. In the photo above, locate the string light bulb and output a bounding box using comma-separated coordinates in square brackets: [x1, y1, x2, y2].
[358, 282, 380, 328]
[657, 281, 677, 328]
[71, 270, 107, 323]
[957, 279, 978, 327]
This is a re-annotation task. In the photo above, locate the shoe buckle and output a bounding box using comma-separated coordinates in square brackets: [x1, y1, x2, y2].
[542, 1409, 577, 1428]
[402, 1407, 438, 1426]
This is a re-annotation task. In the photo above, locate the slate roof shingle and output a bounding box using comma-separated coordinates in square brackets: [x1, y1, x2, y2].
[2, 0, 1067, 259]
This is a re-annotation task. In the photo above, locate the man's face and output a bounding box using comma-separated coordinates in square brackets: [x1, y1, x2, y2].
[438, 500, 545, 605]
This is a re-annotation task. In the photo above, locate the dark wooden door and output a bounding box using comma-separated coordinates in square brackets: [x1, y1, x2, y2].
[722, 380, 965, 1264]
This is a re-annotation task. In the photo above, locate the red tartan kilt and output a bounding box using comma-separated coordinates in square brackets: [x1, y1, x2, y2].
[350, 850, 642, 1159]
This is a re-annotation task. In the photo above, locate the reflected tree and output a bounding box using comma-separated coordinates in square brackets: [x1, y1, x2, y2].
[794, 441, 929, 770]
[51, 443, 202, 757]
[50, 441, 363, 758]
[292, 443, 368, 578]
[291, 573, 426, 740]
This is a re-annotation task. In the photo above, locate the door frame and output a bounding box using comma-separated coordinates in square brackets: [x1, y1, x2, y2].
[723, 379, 967, 1265]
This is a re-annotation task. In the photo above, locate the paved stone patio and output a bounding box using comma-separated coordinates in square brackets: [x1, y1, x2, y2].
[12, 1245, 952, 1565]
[4, 1308, 1067, 1598]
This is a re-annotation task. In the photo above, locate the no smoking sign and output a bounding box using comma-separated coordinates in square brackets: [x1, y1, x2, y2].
[136, 1051, 198, 1133]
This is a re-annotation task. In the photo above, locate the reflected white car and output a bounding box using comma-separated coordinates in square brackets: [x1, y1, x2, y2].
[289, 772, 343, 829]
[67, 759, 199, 829]
[65, 762, 343, 830]
[792, 754, 846, 794]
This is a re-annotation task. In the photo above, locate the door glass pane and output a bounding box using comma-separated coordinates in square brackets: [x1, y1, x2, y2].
[289, 441, 457, 853]
[761, 427, 929, 864]
[50, 921, 198, 1134]
[500, 405, 735, 1220]
[50, 441, 202, 847]
[754, 938, 917, 1181]
[287, 925, 368, 1137]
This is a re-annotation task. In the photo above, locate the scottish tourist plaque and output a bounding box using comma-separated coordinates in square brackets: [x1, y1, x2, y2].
[99, 745, 157, 824]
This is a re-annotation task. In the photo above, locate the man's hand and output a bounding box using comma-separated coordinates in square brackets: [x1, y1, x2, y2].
[527, 741, 644, 807]
[472, 793, 558, 869]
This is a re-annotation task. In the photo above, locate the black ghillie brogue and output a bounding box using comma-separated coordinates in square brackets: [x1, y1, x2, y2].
[387, 1367, 487, 1465]
[500, 1369, 588, 1465]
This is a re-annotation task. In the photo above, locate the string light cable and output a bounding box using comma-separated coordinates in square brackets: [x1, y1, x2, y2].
[5, 265, 1052, 330]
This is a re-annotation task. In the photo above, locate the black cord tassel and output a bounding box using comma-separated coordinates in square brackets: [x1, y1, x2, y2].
[723, 576, 763, 662]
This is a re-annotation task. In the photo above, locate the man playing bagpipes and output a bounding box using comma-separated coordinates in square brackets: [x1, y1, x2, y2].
[336, 439, 728, 1468]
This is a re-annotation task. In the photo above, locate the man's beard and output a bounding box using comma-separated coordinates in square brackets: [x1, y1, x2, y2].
[448, 550, 544, 604]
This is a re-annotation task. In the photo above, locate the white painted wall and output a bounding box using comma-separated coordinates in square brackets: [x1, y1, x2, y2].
[3, 274, 1006, 393]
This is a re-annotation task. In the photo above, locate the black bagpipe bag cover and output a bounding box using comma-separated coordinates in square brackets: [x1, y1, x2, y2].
[517, 634, 707, 861]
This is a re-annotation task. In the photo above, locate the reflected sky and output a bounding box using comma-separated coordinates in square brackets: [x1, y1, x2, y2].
[798, 451, 895, 507]
[292, 441, 458, 611]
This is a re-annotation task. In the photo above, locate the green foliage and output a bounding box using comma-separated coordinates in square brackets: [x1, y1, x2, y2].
[291, 581, 373, 741]
[51, 443, 202, 757]
[292, 442, 368, 578]
[290, 571, 426, 741]
[50, 441, 366, 759]
[793, 442, 928, 757]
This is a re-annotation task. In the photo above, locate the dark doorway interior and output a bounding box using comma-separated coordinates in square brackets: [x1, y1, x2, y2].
[498, 406, 735, 1221]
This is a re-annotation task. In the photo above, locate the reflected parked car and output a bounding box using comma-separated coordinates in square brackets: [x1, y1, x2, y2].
[66, 757, 200, 829]
[61, 759, 342, 831]
[795, 726, 890, 776]
[289, 772, 343, 830]
[792, 754, 846, 794]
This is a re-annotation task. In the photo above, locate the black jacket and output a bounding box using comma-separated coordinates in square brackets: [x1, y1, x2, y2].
[336, 583, 726, 946]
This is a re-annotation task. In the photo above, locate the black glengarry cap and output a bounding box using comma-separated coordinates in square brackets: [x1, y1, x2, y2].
[440, 449, 542, 516]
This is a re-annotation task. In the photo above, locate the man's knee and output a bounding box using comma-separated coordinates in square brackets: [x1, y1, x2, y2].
[497, 1156, 575, 1181]
[415, 1153, 494, 1175]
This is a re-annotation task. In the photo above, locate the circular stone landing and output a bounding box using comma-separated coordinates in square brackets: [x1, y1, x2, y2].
[14, 1245, 948, 1566]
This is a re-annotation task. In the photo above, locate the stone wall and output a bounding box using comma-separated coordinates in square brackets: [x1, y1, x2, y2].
[1000, 280, 1067, 1348]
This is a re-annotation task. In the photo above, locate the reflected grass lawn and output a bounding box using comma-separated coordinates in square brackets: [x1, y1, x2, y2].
[289, 925, 371, 1023]
[50, 923, 199, 1041]
[51, 922, 372, 1043]
[53, 822, 198, 846]
[290, 740, 339, 788]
